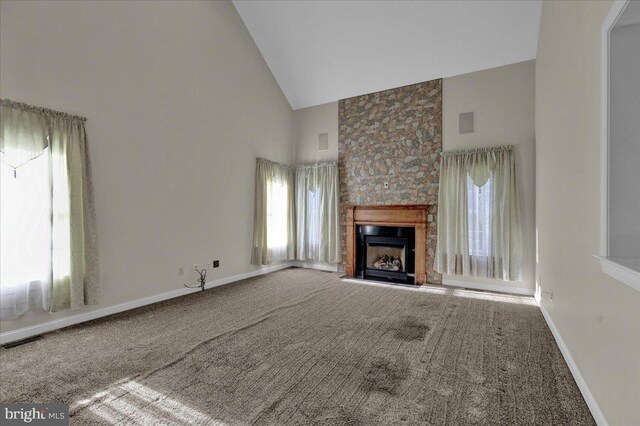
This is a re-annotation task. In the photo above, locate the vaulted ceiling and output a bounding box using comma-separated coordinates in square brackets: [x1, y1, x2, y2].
[233, 0, 542, 110]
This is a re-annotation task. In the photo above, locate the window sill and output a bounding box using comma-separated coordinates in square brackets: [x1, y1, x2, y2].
[594, 255, 640, 292]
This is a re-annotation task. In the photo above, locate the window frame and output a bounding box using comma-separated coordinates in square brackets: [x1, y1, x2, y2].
[597, 0, 640, 292]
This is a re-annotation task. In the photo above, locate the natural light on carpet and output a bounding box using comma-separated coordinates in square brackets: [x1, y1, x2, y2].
[73, 379, 226, 425]
[341, 277, 535, 305]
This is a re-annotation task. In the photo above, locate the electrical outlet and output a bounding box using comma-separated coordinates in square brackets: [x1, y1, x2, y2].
[193, 264, 199, 271]
[206, 261, 213, 269]
[178, 267, 184, 276]
[213, 260, 220, 268]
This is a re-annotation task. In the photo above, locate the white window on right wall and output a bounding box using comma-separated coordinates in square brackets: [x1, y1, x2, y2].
[598, 0, 640, 291]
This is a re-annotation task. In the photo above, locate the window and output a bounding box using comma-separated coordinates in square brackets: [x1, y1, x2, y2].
[306, 186, 320, 250]
[0, 149, 52, 319]
[435, 146, 522, 281]
[266, 175, 289, 252]
[1, 148, 52, 286]
[251, 158, 293, 265]
[291, 162, 341, 264]
[251, 158, 340, 265]
[1, 100, 99, 319]
[467, 175, 492, 257]
[598, 0, 640, 291]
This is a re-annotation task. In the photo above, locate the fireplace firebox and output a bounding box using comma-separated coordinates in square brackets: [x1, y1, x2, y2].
[356, 225, 415, 284]
[343, 205, 430, 285]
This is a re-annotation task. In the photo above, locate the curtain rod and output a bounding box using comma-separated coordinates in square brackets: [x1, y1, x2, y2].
[1, 99, 87, 122]
[442, 145, 513, 156]
[293, 160, 338, 168]
[257, 157, 337, 168]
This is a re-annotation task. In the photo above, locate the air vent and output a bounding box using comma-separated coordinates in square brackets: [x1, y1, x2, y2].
[1, 335, 43, 349]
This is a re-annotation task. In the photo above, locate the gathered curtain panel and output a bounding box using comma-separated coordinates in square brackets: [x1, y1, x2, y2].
[0, 99, 99, 320]
[435, 145, 523, 281]
[294, 162, 341, 263]
[251, 158, 295, 265]
[49, 114, 100, 310]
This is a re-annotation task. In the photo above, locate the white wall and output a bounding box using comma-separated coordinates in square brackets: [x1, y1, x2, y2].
[0, 0, 294, 332]
[442, 60, 536, 293]
[293, 102, 339, 163]
[536, 1, 640, 424]
[609, 22, 640, 259]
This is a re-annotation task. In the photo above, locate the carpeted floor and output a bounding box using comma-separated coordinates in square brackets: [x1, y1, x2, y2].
[0, 268, 594, 425]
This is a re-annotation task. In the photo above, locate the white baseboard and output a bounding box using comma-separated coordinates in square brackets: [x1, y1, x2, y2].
[442, 278, 535, 296]
[0, 263, 291, 345]
[536, 297, 608, 426]
[290, 260, 339, 272]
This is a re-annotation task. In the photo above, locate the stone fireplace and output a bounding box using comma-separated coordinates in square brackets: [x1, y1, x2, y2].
[338, 78, 442, 284]
[344, 205, 430, 285]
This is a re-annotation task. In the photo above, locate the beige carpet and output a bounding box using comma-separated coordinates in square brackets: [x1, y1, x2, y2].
[0, 268, 594, 425]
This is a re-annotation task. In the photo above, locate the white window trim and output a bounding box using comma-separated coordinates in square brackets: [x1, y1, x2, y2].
[598, 0, 640, 292]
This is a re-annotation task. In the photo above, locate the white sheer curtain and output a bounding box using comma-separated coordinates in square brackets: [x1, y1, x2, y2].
[294, 162, 341, 263]
[435, 146, 523, 281]
[251, 158, 295, 265]
[0, 148, 51, 320]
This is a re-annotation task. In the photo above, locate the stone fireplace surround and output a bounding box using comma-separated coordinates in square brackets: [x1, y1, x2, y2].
[343, 205, 430, 285]
[338, 78, 442, 284]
